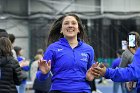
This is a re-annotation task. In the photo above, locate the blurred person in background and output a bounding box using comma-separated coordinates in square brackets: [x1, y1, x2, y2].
[36, 13, 96, 93]
[91, 32, 140, 93]
[0, 29, 8, 38]
[35, 48, 44, 57]
[119, 31, 140, 93]
[8, 33, 17, 59]
[31, 48, 44, 82]
[31, 49, 52, 93]
[29, 48, 44, 79]
[0, 29, 17, 60]
[111, 49, 124, 93]
[14, 46, 30, 93]
[0, 37, 23, 93]
[31, 54, 43, 82]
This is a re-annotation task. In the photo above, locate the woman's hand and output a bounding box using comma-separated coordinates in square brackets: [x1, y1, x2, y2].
[126, 82, 133, 91]
[86, 62, 100, 81]
[38, 60, 51, 74]
[19, 60, 29, 67]
[86, 63, 107, 81]
[93, 63, 106, 77]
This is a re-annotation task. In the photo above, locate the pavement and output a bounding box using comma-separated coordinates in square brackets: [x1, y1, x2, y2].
[95, 79, 122, 93]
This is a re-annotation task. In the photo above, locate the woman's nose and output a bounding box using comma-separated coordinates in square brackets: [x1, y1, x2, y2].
[68, 23, 73, 27]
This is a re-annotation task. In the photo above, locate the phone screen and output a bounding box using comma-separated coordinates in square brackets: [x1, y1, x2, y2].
[128, 34, 136, 48]
[122, 40, 127, 50]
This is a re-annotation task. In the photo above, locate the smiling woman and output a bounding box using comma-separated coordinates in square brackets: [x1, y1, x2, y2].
[47, 13, 89, 46]
[36, 13, 96, 93]
[61, 16, 79, 39]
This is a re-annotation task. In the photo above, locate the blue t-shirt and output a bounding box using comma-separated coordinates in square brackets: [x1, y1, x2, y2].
[17, 56, 30, 84]
[36, 38, 95, 93]
[111, 57, 121, 69]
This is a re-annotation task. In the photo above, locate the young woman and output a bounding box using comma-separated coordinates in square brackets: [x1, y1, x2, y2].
[36, 13, 96, 93]
[0, 37, 23, 93]
[14, 46, 30, 93]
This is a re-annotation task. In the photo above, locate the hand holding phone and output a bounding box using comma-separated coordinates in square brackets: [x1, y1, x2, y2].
[128, 34, 136, 48]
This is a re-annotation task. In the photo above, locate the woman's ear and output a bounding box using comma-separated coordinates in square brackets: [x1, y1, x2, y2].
[60, 31, 63, 34]
[77, 30, 80, 33]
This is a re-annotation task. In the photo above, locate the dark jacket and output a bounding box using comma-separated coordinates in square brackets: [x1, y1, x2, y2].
[0, 56, 23, 93]
[33, 72, 52, 92]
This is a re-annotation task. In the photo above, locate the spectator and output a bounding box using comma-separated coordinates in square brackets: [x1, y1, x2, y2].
[31, 49, 52, 93]
[14, 46, 30, 93]
[0, 29, 8, 38]
[91, 32, 140, 93]
[112, 49, 124, 93]
[8, 34, 17, 59]
[0, 37, 23, 93]
[119, 31, 140, 93]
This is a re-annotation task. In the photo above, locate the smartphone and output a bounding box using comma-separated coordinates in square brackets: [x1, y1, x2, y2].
[128, 34, 136, 48]
[121, 40, 127, 50]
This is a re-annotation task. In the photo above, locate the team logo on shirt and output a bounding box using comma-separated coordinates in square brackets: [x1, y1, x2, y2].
[80, 53, 88, 62]
[58, 48, 63, 51]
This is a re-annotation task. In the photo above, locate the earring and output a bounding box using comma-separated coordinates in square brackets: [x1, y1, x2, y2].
[60, 31, 62, 34]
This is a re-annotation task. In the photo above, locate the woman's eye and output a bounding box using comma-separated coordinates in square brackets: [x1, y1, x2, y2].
[72, 22, 76, 25]
[63, 21, 77, 25]
[64, 22, 69, 25]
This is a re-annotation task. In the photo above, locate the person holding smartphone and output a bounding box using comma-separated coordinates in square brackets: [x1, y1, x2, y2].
[91, 31, 140, 93]
[119, 32, 140, 93]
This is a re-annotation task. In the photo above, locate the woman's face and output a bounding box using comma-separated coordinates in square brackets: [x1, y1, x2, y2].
[19, 49, 24, 56]
[61, 16, 79, 38]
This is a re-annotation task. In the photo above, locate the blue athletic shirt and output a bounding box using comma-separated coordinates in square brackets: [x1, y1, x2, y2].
[36, 38, 95, 93]
[104, 47, 140, 93]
